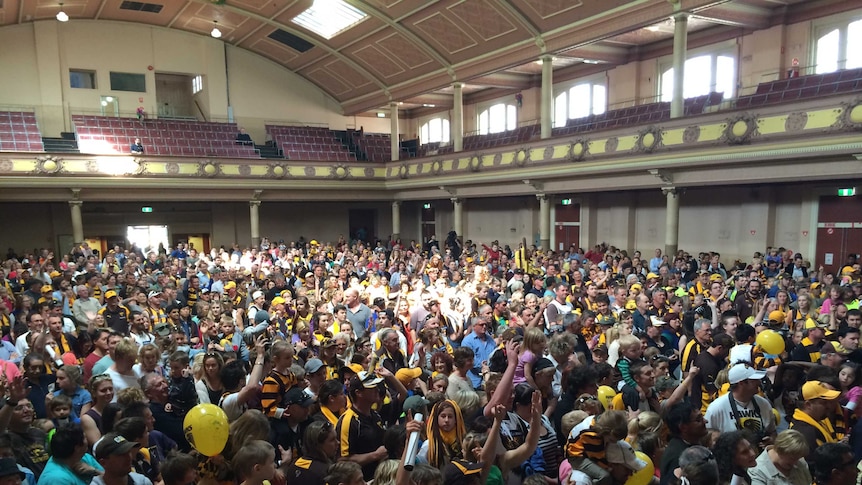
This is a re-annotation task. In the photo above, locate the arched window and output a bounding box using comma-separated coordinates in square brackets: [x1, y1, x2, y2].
[420, 117, 450, 144]
[478, 103, 517, 135]
[814, 19, 862, 73]
[554, 82, 606, 126]
[660, 53, 736, 101]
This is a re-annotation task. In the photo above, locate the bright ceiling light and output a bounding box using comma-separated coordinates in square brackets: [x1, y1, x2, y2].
[56, 3, 69, 22]
[646, 24, 661, 32]
[292, 0, 368, 40]
[377, 112, 385, 118]
[211, 21, 222, 39]
[105, 96, 114, 102]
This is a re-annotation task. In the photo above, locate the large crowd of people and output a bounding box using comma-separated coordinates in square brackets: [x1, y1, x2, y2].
[0, 235, 860, 485]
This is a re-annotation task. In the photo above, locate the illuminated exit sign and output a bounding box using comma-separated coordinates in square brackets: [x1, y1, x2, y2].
[838, 188, 856, 197]
[141, 207, 153, 213]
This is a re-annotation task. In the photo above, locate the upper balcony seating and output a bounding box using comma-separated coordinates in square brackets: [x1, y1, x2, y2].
[0, 111, 44, 152]
[737, 67, 862, 109]
[347, 131, 409, 162]
[266, 125, 356, 162]
[72, 115, 259, 158]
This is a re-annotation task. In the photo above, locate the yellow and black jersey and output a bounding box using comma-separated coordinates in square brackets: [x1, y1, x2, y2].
[98, 304, 131, 335]
[337, 406, 386, 479]
[260, 369, 298, 418]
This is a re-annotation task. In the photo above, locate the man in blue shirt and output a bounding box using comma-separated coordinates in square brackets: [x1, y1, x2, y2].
[461, 307, 496, 388]
[649, 248, 664, 273]
[36, 423, 102, 485]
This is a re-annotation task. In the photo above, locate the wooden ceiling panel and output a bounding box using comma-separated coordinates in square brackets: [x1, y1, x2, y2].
[447, 0, 517, 41]
[352, 44, 405, 78]
[26, 0, 98, 21]
[0, 0, 21, 26]
[376, 31, 434, 69]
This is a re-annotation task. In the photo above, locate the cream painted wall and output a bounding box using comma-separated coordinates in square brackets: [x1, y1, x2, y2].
[579, 186, 818, 263]
[0, 20, 389, 140]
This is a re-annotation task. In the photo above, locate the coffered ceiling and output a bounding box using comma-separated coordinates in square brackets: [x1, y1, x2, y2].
[0, 0, 855, 116]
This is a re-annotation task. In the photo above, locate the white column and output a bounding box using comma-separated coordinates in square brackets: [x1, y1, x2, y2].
[391, 201, 401, 240]
[671, 13, 689, 119]
[541, 55, 554, 139]
[664, 187, 680, 256]
[69, 200, 83, 244]
[452, 198, 463, 238]
[390, 102, 400, 161]
[452, 82, 464, 152]
[538, 194, 550, 251]
[249, 200, 261, 248]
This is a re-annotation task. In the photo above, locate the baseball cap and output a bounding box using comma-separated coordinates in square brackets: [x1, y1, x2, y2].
[340, 363, 364, 377]
[805, 317, 828, 329]
[650, 315, 667, 327]
[154, 323, 172, 337]
[768, 310, 786, 323]
[94, 433, 140, 460]
[304, 358, 324, 374]
[443, 459, 484, 485]
[606, 440, 647, 471]
[727, 363, 766, 384]
[0, 458, 24, 480]
[284, 387, 315, 407]
[41, 285, 53, 293]
[349, 371, 384, 393]
[252, 290, 264, 300]
[709, 274, 724, 282]
[646, 272, 659, 280]
[224, 281, 236, 290]
[402, 395, 430, 415]
[148, 290, 163, 299]
[533, 357, 555, 373]
[597, 314, 617, 326]
[395, 367, 422, 385]
[321, 338, 337, 348]
[802, 380, 841, 401]
[630, 283, 643, 292]
[104, 290, 118, 299]
[201, 288, 210, 295]
[254, 310, 270, 324]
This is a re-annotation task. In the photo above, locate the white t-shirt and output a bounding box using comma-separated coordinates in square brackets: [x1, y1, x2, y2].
[728, 344, 753, 365]
[106, 367, 140, 402]
[219, 392, 245, 422]
[704, 392, 775, 435]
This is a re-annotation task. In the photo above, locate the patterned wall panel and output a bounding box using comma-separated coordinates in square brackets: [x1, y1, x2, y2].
[447, 0, 516, 41]
[413, 12, 477, 55]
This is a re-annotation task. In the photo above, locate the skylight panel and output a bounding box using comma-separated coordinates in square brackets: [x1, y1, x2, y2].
[292, 0, 368, 40]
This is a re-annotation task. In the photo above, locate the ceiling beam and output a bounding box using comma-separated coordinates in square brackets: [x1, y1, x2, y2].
[693, 2, 771, 29]
[470, 72, 533, 89]
[233, 2, 297, 48]
[189, 0, 390, 96]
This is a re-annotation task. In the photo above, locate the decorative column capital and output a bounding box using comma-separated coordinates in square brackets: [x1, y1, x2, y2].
[672, 11, 689, 22]
[451, 197, 462, 205]
[68, 200, 83, 207]
[392, 200, 401, 207]
[662, 186, 685, 197]
[249, 200, 261, 208]
[536, 193, 548, 202]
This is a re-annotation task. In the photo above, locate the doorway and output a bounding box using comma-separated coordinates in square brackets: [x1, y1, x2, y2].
[100, 95, 119, 116]
[172, 234, 211, 254]
[348, 209, 376, 242]
[816, 195, 862, 273]
[155, 73, 195, 118]
[554, 202, 581, 252]
[127, 225, 169, 256]
[421, 205, 436, 243]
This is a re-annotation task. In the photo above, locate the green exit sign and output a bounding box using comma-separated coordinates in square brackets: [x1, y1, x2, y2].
[838, 188, 856, 197]
[141, 207, 153, 213]
[561, 198, 573, 206]
[423, 203, 432, 209]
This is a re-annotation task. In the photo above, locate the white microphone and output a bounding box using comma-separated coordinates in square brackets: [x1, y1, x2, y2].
[404, 413, 424, 470]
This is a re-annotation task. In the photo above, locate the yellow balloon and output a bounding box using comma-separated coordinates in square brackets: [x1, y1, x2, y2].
[597, 385, 616, 411]
[625, 451, 655, 485]
[756, 329, 785, 355]
[183, 403, 229, 456]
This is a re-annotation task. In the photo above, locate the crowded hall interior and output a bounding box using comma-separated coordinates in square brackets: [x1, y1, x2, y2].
[3, 0, 862, 484]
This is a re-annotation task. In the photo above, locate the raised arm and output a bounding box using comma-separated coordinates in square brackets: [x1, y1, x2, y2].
[484, 340, 520, 416]
[500, 389, 543, 473]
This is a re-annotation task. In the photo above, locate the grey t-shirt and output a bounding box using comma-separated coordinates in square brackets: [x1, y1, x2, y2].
[346, 303, 373, 338]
